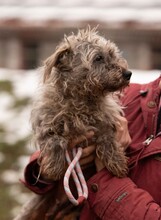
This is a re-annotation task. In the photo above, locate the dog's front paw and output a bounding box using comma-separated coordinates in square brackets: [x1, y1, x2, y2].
[105, 151, 128, 178]
[38, 135, 68, 181]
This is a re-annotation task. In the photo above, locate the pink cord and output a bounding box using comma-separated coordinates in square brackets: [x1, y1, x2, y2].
[64, 147, 88, 206]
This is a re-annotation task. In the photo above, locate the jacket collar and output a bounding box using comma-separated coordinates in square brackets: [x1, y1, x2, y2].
[126, 76, 161, 165]
[140, 76, 161, 136]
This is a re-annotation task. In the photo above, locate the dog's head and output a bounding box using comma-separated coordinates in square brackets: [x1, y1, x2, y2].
[43, 27, 131, 97]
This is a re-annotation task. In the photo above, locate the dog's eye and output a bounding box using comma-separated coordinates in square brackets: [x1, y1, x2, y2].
[94, 55, 104, 63]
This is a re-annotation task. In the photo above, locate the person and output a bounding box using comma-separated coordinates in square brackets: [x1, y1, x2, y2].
[21, 75, 161, 219]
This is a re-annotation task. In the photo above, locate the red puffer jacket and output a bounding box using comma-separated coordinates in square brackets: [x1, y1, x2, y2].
[22, 76, 161, 220]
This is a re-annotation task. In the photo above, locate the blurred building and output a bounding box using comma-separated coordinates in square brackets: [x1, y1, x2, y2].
[0, 0, 161, 70]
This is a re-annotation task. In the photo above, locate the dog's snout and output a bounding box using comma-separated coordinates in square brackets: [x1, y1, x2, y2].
[123, 70, 132, 80]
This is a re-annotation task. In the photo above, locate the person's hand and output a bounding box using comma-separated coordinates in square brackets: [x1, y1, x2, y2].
[39, 131, 95, 181]
[115, 114, 132, 150]
[75, 115, 131, 172]
[69, 131, 96, 169]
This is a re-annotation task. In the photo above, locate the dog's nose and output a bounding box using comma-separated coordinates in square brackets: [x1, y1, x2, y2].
[123, 70, 132, 80]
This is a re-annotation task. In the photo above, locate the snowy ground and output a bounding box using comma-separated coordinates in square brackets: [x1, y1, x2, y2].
[1, 67, 160, 178]
[0, 67, 160, 219]
[0, 68, 39, 219]
[0, 0, 161, 24]
[0, 67, 160, 174]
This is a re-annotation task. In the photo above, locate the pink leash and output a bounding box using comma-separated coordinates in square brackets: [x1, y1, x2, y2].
[64, 147, 88, 206]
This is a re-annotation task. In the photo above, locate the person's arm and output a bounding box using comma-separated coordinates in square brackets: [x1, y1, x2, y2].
[87, 169, 160, 220]
[85, 115, 161, 219]
[21, 131, 96, 194]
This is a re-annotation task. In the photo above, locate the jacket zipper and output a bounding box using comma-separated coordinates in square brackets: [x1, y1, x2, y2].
[143, 135, 154, 146]
[143, 113, 156, 146]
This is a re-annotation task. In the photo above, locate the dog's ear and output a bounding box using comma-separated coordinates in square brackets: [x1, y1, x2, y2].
[43, 48, 72, 83]
[54, 48, 72, 69]
[43, 54, 55, 83]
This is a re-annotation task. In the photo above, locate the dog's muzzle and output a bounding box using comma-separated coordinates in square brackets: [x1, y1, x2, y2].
[123, 70, 132, 81]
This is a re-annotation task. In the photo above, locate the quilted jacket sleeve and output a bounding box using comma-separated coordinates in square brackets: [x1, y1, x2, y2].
[21, 151, 55, 194]
[87, 168, 161, 220]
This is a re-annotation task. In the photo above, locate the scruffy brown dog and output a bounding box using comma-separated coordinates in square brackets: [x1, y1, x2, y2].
[31, 27, 132, 181]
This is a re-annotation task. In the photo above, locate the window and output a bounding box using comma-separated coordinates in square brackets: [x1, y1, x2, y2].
[23, 43, 38, 69]
[151, 47, 161, 70]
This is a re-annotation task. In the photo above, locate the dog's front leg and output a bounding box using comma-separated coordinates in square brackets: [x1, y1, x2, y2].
[39, 134, 68, 181]
[96, 133, 128, 178]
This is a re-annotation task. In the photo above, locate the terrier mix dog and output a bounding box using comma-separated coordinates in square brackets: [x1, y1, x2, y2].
[31, 27, 132, 181]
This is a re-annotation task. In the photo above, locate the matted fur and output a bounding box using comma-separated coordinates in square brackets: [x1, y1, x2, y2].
[31, 27, 131, 180]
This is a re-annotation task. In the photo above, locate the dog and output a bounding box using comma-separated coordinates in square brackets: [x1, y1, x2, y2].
[31, 27, 132, 182]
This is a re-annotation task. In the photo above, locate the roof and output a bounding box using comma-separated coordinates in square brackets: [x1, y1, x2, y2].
[0, 0, 161, 29]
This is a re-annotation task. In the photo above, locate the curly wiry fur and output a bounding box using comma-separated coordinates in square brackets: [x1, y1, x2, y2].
[31, 27, 132, 180]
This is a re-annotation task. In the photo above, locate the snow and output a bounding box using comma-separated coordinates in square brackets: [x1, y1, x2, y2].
[0, 67, 160, 220]
[0, 68, 160, 146]
[0, 7, 161, 23]
[1, 170, 20, 184]
[0, 69, 39, 145]
[0, 67, 160, 148]
[0, 0, 161, 7]
[0, 68, 160, 144]
[130, 69, 161, 83]
[0, 0, 161, 23]
[0, 67, 160, 208]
